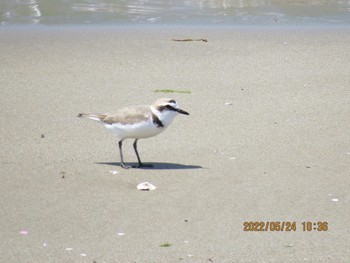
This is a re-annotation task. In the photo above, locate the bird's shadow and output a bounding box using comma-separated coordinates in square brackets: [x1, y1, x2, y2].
[95, 162, 203, 170]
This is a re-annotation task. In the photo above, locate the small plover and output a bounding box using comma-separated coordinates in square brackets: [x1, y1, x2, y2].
[78, 98, 189, 169]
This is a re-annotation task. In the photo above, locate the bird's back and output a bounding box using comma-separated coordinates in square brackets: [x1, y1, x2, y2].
[101, 105, 151, 125]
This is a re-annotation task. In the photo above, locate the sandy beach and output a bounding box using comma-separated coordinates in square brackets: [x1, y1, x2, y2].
[1, 25, 350, 262]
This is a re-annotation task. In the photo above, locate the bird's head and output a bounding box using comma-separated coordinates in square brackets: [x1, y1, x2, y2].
[152, 98, 189, 116]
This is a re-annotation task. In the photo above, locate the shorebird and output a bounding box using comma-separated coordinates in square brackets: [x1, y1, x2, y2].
[78, 98, 189, 169]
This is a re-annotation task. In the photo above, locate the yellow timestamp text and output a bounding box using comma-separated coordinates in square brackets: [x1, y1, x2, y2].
[243, 221, 328, 232]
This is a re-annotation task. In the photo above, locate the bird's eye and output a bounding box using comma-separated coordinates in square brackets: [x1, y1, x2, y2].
[169, 100, 176, 104]
[165, 105, 173, 109]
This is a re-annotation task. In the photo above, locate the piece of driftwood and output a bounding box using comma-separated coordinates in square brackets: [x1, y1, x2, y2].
[172, 38, 208, 42]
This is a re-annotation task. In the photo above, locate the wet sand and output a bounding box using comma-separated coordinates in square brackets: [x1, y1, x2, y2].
[1, 25, 350, 262]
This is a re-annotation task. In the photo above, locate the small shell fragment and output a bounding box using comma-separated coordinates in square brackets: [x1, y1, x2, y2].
[110, 170, 119, 175]
[19, 230, 29, 235]
[331, 198, 339, 202]
[137, 182, 156, 191]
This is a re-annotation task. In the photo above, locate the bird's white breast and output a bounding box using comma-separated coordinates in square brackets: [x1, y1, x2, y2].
[152, 107, 178, 128]
[104, 118, 164, 140]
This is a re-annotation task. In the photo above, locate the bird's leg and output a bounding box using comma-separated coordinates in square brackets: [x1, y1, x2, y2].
[133, 139, 153, 168]
[118, 140, 131, 169]
[133, 139, 142, 165]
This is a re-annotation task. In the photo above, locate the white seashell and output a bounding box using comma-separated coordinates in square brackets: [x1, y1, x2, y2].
[19, 230, 29, 235]
[110, 170, 119, 175]
[137, 182, 156, 191]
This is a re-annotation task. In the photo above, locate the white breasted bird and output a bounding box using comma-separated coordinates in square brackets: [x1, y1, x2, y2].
[78, 98, 189, 169]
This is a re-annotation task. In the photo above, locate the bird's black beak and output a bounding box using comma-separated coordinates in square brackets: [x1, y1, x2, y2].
[174, 108, 189, 115]
[165, 105, 189, 115]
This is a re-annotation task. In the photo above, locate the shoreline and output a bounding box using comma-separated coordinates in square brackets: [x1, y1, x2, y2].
[2, 22, 350, 29]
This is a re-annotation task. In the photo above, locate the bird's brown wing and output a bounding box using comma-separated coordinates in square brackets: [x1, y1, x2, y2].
[100, 105, 151, 125]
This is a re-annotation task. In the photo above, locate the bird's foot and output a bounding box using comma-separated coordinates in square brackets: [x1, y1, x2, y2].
[133, 163, 154, 168]
[121, 163, 132, 169]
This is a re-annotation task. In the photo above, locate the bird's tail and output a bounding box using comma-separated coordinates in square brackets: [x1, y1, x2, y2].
[77, 113, 107, 122]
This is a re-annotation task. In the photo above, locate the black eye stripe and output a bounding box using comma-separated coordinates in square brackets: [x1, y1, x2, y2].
[157, 105, 174, 111]
[169, 100, 176, 104]
[165, 105, 173, 109]
[157, 104, 177, 112]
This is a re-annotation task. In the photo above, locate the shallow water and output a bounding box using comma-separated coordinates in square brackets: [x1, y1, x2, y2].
[1, 0, 350, 26]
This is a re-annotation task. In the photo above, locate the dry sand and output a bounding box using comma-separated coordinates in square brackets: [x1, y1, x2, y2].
[1, 25, 350, 262]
